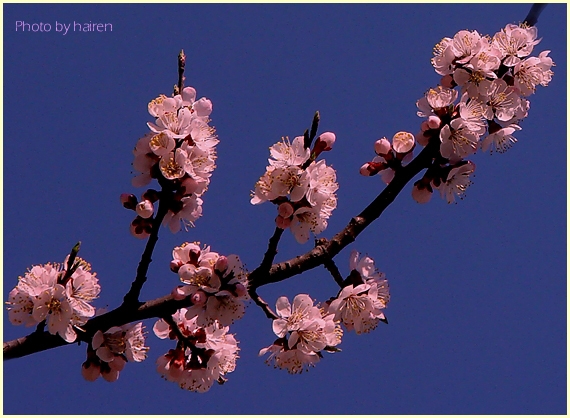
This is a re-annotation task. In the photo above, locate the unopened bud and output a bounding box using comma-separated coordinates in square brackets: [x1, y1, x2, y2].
[142, 189, 159, 203]
[276, 215, 292, 229]
[427, 116, 441, 130]
[374, 138, 391, 155]
[392, 131, 415, 154]
[120, 193, 138, 210]
[317, 132, 336, 151]
[130, 219, 150, 239]
[277, 202, 294, 218]
[380, 168, 395, 185]
[136, 200, 154, 219]
[215, 256, 228, 273]
[420, 121, 430, 132]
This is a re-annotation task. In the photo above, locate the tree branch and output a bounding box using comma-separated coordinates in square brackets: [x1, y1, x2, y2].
[249, 139, 439, 289]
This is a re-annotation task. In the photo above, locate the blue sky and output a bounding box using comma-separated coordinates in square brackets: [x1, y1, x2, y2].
[3, 3, 566, 414]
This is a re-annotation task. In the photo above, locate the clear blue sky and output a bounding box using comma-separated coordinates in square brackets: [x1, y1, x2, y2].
[3, 3, 566, 414]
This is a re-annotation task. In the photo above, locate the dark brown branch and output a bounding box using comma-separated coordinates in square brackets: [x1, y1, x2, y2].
[523, 4, 547, 26]
[323, 257, 345, 288]
[122, 196, 171, 307]
[3, 293, 194, 360]
[248, 139, 439, 290]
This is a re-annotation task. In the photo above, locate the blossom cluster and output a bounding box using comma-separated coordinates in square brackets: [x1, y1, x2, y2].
[128, 86, 218, 234]
[360, 23, 553, 205]
[6, 257, 100, 343]
[82, 322, 149, 382]
[154, 309, 239, 393]
[251, 132, 338, 243]
[259, 251, 389, 373]
[324, 251, 390, 334]
[169, 242, 249, 327]
[259, 294, 342, 374]
[154, 242, 247, 392]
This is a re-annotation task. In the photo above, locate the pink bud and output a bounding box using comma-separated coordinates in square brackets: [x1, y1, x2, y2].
[420, 121, 430, 132]
[275, 215, 292, 229]
[191, 290, 207, 306]
[101, 368, 120, 383]
[130, 222, 150, 239]
[392, 131, 415, 154]
[181, 177, 199, 195]
[170, 259, 183, 273]
[81, 361, 100, 382]
[278, 202, 294, 218]
[317, 132, 336, 151]
[427, 116, 441, 129]
[374, 138, 391, 155]
[412, 183, 432, 204]
[234, 283, 247, 297]
[136, 200, 154, 219]
[120, 193, 138, 210]
[215, 256, 228, 273]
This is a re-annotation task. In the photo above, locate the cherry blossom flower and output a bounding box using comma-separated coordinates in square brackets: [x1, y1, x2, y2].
[431, 37, 456, 76]
[439, 118, 480, 160]
[492, 24, 541, 67]
[437, 161, 476, 203]
[417, 86, 458, 117]
[513, 51, 555, 96]
[260, 294, 342, 373]
[268, 136, 310, 168]
[450, 30, 484, 64]
[480, 79, 521, 122]
[481, 124, 521, 153]
[305, 160, 338, 207]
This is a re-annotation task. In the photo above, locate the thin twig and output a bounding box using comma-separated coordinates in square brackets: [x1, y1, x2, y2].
[122, 195, 171, 307]
[523, 4, 547, 26]
[323, 259, 345, 288]
[249, 287, 278, 320]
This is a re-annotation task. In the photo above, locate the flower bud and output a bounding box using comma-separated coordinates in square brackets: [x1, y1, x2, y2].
[136, 200, 154, 219]
[427, 116, 441, 130]
[120, 193, 138, 210]
[420, 121, 430, 132]
[191, 290, 207, 306]
[81, 361, 100, 382]
[317, 132, 336, 151]
[215, 256, 228, 273]
[374, 138, 391, 155]
[101, 369, 119, 383]
[130, 220, 150, 239]
[275, 215, 292, 229]
[277, 202, 294, 218]
[234, 283, 247, 298]
[392, 131, 415, 154]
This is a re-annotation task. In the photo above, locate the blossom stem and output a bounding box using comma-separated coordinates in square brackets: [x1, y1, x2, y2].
[523, 4, 547, 26]
[122, 189, 172, 307]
